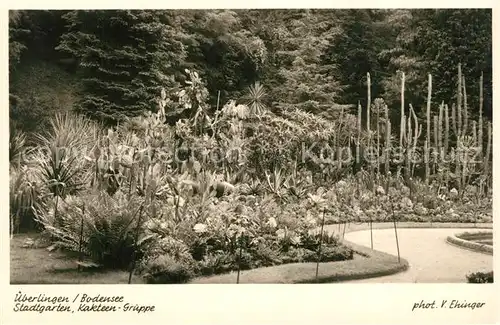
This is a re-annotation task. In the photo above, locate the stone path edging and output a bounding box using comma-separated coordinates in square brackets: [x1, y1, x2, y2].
[446, 232, 493, 255]
[321, 221, 493, 235]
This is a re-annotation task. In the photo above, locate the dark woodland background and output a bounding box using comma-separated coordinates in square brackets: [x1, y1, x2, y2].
[9, 9, 492, 137]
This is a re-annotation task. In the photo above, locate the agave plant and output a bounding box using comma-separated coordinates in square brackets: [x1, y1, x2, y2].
[265, 165, 288, 200]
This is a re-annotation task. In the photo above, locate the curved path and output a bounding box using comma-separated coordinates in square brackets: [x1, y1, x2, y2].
[330, 226, 492, 283]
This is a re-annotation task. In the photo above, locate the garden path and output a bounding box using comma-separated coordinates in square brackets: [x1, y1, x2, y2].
[324, 225, 493, 283]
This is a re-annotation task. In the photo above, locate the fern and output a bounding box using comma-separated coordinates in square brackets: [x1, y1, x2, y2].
[35, 190, 148, 269]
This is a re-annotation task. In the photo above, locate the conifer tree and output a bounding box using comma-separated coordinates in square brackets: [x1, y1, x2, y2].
[57, 10, 187, 124]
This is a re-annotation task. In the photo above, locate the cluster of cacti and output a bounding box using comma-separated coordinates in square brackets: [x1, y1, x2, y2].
[356, 64, 491, 195]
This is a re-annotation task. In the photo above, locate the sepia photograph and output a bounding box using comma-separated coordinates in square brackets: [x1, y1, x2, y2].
[8, 8, 493, 286]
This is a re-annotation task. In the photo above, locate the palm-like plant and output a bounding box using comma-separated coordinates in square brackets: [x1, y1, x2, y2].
[245, 81, 267, 117]
[32, 112, 98, 197]
[38, 145, 88, 197]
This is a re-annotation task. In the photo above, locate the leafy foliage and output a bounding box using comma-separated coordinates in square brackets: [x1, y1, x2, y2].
[466, 271, 493, 283]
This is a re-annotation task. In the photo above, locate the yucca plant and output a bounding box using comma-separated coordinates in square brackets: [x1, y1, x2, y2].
[245, 81, 267, 117]
[35, 144, 88, 197]
[31, 112, 98, 197]
[38, 111, 99, 150]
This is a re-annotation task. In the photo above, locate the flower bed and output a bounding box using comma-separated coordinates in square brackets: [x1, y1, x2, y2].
[34, 189, 355, 284]
[10, 80, 492, 284]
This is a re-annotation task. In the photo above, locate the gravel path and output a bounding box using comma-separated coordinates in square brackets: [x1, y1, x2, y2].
[340, 227, 493, 283]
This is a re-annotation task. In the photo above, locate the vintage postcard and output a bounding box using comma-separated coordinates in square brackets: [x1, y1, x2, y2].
[1, 2, 498, 325]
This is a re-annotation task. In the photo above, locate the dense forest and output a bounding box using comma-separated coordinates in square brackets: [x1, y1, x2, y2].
[9, 9, 493, 284]
[9, 9, 492, 133]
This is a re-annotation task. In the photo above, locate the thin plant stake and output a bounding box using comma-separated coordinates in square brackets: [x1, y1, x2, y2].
[315, 208, 326, 283]
[370, 218, 373, 249]
[390, 201, 401, 263]
[367, 73, 371, 131]
[342, 221, 347, 240]
[78, 203, 85, 272]
[128, 203, 145, 284]
[400, 71, 405, 148]
[236, 235, 243, 284]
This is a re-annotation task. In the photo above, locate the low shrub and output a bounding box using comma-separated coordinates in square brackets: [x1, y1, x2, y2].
[466, 271, 493, 283]
[303, 246, 354, 263]
[197, 251, 234, 276]
[141, 255, 194, 284]
[281, 247, 308, 264]
[300, 231, 341, 251]
[250, 244, 283, 267]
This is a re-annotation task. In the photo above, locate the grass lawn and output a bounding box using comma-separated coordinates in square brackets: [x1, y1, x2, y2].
[10, 233, 145, 284]
[11, 222, 490, 284]
[190, 240, 408, 284]
[10, 231, 408, 284]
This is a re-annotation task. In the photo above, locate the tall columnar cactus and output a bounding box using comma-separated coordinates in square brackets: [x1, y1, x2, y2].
[484, 121, 492, 174]
[479, 72, 484, 152]
[455, 137, 462, 191]
[405, 114, 412, 182]
[433, 115, 439, 174]
[357, 101, 362, 165]
[457, 64, 463, 138]
[366, 73, 375, 188]
[409, 105, 421, 177]
[367, 73, 371, 131]
[444, 104, 449, 153]
[451, 103, 457, 137]
[472, 121, 477, 148]
[433, 115, 438, 152]
[400, 72, 405, 148]
[385, 103, 391, 178]
[438, 102, 443, 151]
[462, 75, 469, 135]
[376, 100, 380, 177]
[424, 140, 429, 183]
[425, 74, 432, 183]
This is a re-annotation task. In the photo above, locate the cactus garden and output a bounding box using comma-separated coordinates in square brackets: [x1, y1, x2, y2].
[9, 9, 492, 284]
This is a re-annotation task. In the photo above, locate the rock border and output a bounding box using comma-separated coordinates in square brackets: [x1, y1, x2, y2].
[446, 231, 493, 255]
